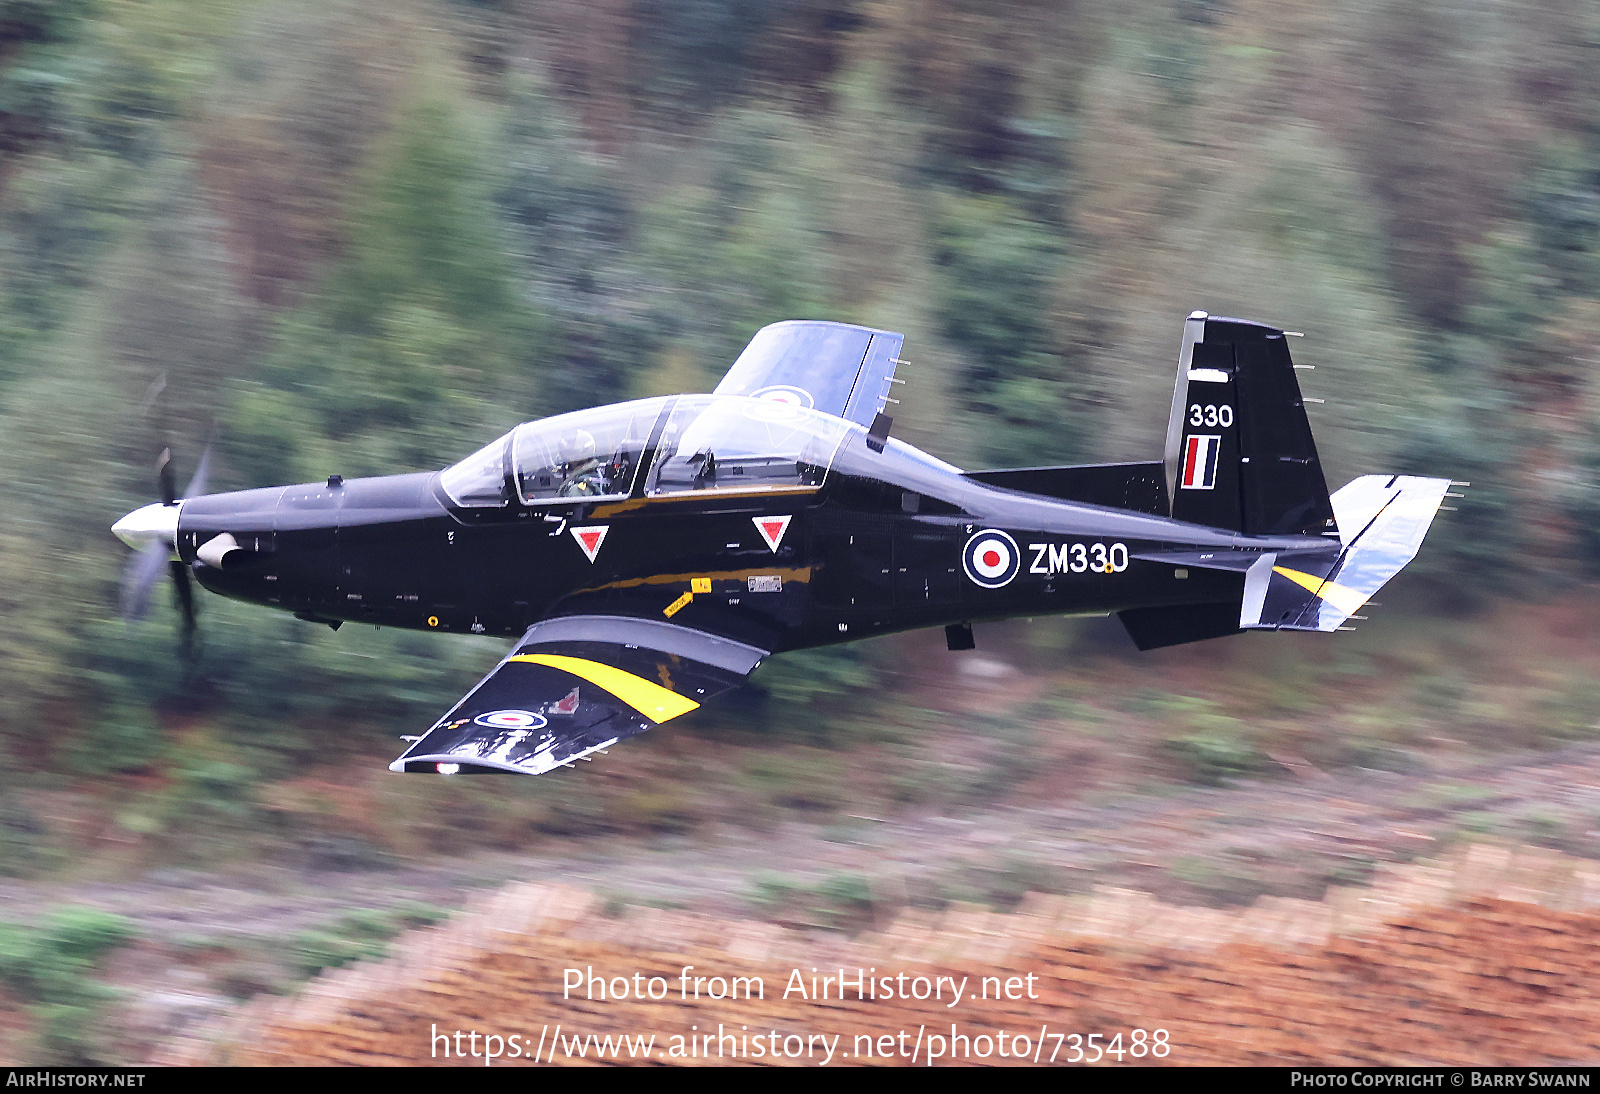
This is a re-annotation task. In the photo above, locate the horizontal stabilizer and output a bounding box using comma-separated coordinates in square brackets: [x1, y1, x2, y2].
[1130, 548, 1262, 573]
[1240, 475, 1451, 632]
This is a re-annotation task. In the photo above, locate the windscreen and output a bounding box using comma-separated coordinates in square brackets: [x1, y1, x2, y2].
[439, 433, 511, 507]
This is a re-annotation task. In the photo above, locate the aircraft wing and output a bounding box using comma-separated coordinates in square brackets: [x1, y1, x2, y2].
[714, 320, 903, 428]
[390, 616, 768, 775]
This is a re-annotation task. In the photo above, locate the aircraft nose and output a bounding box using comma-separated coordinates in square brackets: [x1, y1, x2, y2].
[113, 501, 180, 551]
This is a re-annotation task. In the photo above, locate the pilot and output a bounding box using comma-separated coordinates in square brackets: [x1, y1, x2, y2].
[557, 429, 608, 497]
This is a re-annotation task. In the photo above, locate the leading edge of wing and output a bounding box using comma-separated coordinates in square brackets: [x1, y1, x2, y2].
[391, 616, 769, 775]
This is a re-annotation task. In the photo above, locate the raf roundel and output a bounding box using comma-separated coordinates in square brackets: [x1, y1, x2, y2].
[963, 529, 1021, 589]
[473, 709, 549, 731]
[751, 384, 814, 409]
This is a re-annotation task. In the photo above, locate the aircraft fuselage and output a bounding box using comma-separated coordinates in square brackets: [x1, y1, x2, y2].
[176, 429, 1330, 654]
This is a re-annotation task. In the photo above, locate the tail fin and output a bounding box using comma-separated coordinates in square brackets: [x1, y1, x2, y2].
[1163, 311, 1338, 538]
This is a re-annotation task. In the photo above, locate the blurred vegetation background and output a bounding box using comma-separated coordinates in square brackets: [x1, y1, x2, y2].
[0, 0, 1597, 879]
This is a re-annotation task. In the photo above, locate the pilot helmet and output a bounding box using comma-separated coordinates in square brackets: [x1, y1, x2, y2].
[561, 429, 597, 465]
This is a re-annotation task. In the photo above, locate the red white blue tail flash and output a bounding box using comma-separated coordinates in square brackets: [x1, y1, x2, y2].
[1181, 435, 1222, 490]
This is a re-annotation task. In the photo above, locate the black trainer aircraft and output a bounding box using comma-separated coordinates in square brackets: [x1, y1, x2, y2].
[114, 312, 1454, 775]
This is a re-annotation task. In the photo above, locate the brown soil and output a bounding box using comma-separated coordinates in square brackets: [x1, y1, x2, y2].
[166, 843, 1600, 1066]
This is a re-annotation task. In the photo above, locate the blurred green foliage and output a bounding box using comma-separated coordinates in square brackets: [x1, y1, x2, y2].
[1153, 696, 1269, 786]
[632, 0, 801, 117]
[1470, 135, 1600, 368]
[1168, 852, 1270, 907]
[0, 906, 136, 1063]
[290, 901, 448, 979]
[931, 191, 1085, 467]
[747, 869, 878, 930]
[0, 0, 178, 384]
[750, 645, 875, 717]
[231, 93, 538, 484]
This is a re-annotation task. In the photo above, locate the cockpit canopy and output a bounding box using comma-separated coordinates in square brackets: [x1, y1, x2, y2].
[439, 394, 860, 508]
[512, 397, 659, 504]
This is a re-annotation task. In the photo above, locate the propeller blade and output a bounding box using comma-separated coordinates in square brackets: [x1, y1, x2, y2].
[170, 560, 197, 656]
[124, 438, 215, 653]
[120, 540, 169, 622]
[157, 448, 177, 507]
[182, 445, 212, 500]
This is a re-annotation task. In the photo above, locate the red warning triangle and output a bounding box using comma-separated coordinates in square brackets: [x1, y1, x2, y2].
[753, 514, 791, 553]
[570, 525, 609, 563]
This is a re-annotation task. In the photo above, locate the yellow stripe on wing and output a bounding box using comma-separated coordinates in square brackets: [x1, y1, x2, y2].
[506, 654, 701, 723]
[1271, 567, 1370, 616]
